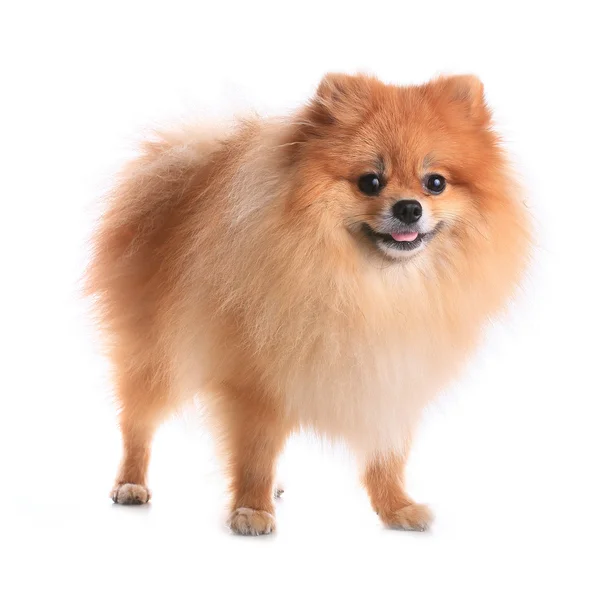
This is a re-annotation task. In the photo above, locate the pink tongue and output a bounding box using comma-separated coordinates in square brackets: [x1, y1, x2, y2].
[391, 231, 418, 242]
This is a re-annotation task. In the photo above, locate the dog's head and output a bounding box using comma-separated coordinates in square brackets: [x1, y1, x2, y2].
[287, 73, 515, 266]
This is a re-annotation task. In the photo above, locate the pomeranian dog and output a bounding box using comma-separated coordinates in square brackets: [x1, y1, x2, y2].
[87, 73, 531, 535]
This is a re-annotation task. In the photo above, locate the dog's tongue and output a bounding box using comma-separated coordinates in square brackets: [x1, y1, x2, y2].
[391, 231, 418, 242]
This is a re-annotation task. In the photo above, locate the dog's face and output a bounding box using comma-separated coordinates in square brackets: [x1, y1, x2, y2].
[290, 73, 506, 263]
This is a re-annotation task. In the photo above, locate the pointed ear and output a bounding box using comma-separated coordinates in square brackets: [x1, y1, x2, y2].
[306, 72, 374, 127]
[433, 74, 490, 123]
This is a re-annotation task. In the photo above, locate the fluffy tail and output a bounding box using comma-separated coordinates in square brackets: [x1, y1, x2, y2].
[85, 124, 224, 366]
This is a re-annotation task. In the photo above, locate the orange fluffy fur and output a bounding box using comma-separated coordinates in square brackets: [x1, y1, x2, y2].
[86, 73, 531, 534]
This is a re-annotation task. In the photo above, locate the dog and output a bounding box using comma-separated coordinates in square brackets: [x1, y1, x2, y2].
[86, 73, 531, 534]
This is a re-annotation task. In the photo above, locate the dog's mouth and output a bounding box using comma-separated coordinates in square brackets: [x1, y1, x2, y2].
[361, 222, 443, 253]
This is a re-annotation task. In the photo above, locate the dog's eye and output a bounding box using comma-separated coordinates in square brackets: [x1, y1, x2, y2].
[358, 173, 383, 196]
[424, 174, 446, 195]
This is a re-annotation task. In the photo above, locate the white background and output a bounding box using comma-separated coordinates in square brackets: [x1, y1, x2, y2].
[2, 1, 599, 598]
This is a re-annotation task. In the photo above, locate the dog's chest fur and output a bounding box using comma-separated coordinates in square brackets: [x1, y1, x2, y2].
[273, 268, 476, 457]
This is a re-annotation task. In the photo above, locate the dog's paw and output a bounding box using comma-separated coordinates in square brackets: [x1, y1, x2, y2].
[385, 503, 434, 532]
[228, 507, 276, 536]
[111, 483, 151, 505]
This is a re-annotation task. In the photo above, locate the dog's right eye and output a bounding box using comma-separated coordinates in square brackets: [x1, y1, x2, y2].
[358, 173, 383, 196]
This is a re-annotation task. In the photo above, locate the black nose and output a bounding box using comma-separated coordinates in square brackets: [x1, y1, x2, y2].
[392, 200, 422, 225]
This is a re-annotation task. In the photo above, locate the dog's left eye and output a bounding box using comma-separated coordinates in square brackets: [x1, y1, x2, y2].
[424, 174, 446, 195]
[358, 173, 383, 196]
